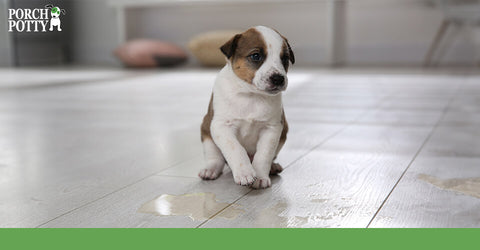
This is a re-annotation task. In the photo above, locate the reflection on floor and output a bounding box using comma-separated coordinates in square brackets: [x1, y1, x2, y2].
[0, 67, 479, 228]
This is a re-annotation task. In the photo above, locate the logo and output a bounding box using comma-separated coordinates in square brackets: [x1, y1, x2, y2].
[8, 4, 66, 32]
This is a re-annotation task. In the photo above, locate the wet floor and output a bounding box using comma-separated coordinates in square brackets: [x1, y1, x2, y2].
[138, 193, 244, 221]
[418, 174, 480, 199]
[1, 68, 480, 228]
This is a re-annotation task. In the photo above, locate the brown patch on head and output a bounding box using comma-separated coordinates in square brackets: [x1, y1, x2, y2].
[220, 28, 267, 84]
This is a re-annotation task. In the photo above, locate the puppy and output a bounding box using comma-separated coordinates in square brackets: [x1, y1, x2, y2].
[45, 4, 66, 31]
[199, 26, 294, 189]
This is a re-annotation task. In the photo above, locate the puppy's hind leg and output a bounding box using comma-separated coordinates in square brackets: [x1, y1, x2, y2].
[199, 139, 225, 180]
[270, 162, 283, 175]
[270, 118, 287, 176]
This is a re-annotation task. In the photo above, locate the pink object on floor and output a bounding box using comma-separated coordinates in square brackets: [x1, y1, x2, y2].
[114, 39, 188, 68]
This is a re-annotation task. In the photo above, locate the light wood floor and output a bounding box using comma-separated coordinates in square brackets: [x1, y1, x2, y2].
[0, 67, 479, 228]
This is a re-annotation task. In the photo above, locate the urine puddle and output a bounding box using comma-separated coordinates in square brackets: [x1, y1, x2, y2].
[257, 202, 308, 228]
[418, 174, 480, 198]
[138, 193, 244, 221]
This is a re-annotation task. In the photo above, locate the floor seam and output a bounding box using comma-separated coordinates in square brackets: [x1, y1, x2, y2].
[155, 154, 202, 175]
[365, 84, 461, 228]
[154, 174, 199, 179]
[196, 191, 252, 228]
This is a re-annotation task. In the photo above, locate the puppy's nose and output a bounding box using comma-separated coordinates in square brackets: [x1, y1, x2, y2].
[270, 74, 285, 86]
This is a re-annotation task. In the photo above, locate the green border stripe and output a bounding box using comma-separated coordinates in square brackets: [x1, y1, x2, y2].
[0, 228, 478, 249]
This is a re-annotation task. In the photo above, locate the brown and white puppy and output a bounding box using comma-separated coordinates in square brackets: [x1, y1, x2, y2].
[199, 26, 294, 189]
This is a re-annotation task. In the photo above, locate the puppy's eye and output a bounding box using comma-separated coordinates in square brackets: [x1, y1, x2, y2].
[249, 53, 262, 62]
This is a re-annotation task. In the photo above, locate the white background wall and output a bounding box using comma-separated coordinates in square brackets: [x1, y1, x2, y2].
[70, 0, 480, 67]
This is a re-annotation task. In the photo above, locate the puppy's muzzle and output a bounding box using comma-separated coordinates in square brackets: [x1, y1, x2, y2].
[270, 73, 285, 87]
[266, 73, 287, 94]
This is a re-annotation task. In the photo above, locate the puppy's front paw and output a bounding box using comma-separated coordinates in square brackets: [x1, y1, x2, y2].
[198, 168, 222, 180]
[233, 168, 256, 186]
[251, 177, 271, 189]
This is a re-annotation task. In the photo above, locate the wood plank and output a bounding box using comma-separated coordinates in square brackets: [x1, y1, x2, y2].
[201, 150, 414, 228]
[157, 123, 346, 178]
[0, 68, 137, 89]
[357, 109, 443, 126]
[319, 124, 432, 155]
[40, 175, 250, 228]
[369, 156, 480, 228]
[0, 73, 217, 227]
[421, 125, 480, 157]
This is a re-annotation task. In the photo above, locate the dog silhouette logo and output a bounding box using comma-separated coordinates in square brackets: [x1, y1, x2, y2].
[45, 4, 66, 31]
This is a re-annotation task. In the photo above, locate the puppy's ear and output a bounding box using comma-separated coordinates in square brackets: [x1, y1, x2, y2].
[273, 28, 295, 65]
[45, 4, 53, 9]
[284, 38, 295, 65]
[220, 34, 241, 59]
[61, 9, 66, 15]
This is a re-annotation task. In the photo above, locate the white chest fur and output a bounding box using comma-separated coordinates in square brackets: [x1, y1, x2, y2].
[212, 65, 283, 153]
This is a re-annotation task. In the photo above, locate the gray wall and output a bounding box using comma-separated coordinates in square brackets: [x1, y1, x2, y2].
[70, 0, 480, 67]
[0, 0, 13, 66]
[70, 0, 119, 65]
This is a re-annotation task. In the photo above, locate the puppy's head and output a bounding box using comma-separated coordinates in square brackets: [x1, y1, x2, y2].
[45, 5, 65, 18]
[220, 26, 295, 95]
